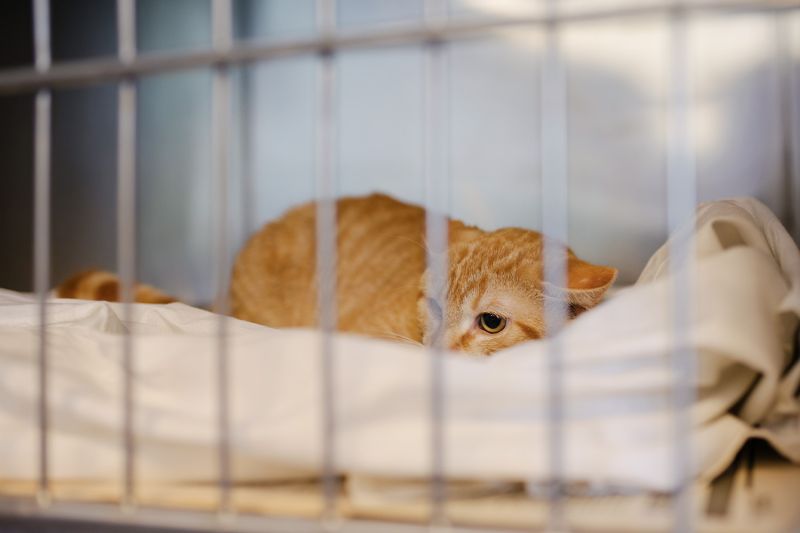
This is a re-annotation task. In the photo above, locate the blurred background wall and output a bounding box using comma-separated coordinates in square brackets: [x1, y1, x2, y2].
[1, 0, 798, 303]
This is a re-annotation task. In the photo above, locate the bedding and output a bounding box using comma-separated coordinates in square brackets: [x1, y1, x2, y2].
[0, 197, 798, 495]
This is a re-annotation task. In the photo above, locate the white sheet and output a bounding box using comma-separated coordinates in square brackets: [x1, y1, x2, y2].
[1, 198, 798, 491]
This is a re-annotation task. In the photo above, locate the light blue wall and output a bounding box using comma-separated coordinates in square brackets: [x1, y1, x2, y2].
[235, 3, 799, 289]
[34, 1, 795, 302]
[0, 0, 800, 296]
[137, 0, 214, 302]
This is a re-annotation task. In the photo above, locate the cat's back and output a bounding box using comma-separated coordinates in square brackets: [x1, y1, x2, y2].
[230, 193, 427, 339]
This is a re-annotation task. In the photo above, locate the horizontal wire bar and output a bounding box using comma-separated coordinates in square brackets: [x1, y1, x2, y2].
[0, 498, 510, 533]
[0, 0, 798, 96]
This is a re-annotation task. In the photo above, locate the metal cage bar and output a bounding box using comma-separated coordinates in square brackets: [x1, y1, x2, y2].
[315, 0, 339, 524]
[1, 1, 799, 97]
[423, 0, 450, 525]
[116, 0, 138, 510]
[3, 1, 799, 532]
[540, 0, 569, 529]
[32, 0, 52, 509]
[211, 0, 235, 518]
[778, 13, 800, 242]
[0, 497, 510, 533]
[666, 5, 698, 532]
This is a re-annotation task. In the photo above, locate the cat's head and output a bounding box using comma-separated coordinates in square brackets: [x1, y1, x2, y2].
[419, 227, 617, 356]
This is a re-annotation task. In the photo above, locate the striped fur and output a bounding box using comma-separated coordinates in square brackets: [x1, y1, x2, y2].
[56, 270, 176, 304]
[56, 193, 617, 355]
[231, 193, 616, 355]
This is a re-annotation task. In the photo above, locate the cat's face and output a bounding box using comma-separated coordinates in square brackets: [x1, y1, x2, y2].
[419, 228, 616, 356]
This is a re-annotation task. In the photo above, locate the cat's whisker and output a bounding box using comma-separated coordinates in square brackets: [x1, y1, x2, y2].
[396, 235, 430, 255]
[377, 332, 424, 347]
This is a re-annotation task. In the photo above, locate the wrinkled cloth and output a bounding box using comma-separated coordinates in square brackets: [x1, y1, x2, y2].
[0, 198, 798, 491]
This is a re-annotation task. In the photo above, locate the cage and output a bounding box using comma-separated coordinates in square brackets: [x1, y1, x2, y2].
[0, 0, 799, 531]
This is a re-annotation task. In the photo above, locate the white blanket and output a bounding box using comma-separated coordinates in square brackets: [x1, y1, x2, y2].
[1, 198, 798, 491]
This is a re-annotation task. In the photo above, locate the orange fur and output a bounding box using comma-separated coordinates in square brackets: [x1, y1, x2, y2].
[56, 270, 176, 304]
[56, 194, 617, 355]
[231, 193, 617, 355]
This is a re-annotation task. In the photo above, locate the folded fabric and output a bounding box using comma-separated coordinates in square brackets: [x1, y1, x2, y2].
[0, 197, 797, 491]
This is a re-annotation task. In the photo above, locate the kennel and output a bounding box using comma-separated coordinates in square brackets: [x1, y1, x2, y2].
[0, 0, 799, 531]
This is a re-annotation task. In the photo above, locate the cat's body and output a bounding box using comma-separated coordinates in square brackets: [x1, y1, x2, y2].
[58, 193, 616, 355]
[232, 193, 438, 343]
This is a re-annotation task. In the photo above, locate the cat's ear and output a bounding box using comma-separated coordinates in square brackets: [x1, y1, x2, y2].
[447, 222, 484, 264]
[543, 255, 617, 310]
[449, 222, 484, 247]
[567, 256, 616, 290]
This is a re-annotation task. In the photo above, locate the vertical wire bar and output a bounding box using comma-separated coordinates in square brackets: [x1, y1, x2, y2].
[666, 6, 697, 532]
[232, 0, 255, 243]
[423, 0, 449, 526]
[116, 0, 138, 510]
[540, 0, 568, 529]
[238, 65, 256, 241]
[32, 0, 52, 508]
[316, 0, 339, 523]
[777, 14, 800, 242]
[212, 0, 234, 517]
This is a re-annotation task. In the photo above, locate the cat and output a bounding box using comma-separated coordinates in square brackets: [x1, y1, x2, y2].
[58, 193, 617, 355]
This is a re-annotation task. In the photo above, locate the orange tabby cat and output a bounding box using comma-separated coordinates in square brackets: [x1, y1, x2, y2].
[58, 193, 616, 355]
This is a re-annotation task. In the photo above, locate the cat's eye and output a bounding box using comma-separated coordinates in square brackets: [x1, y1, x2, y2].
[478, 313, 506, 334]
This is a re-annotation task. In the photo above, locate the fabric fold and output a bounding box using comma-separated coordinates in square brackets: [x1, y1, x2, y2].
[0, 197, 797, 491]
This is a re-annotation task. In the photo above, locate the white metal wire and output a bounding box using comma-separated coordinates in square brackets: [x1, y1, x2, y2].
[116, 0, 138, 510]
[777, 14, 800, 242]
[423, 0, 450, 525]
[0, 497, 508, 533]
[32, 0, 51, 509]
[2, 1, 798, 96]
[3, 1, 799, 532]
[211, 0, 234, 517]
[666, 5, 698, 532]
[315, 0, 339, 524]
[540, 0, 569, 529]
